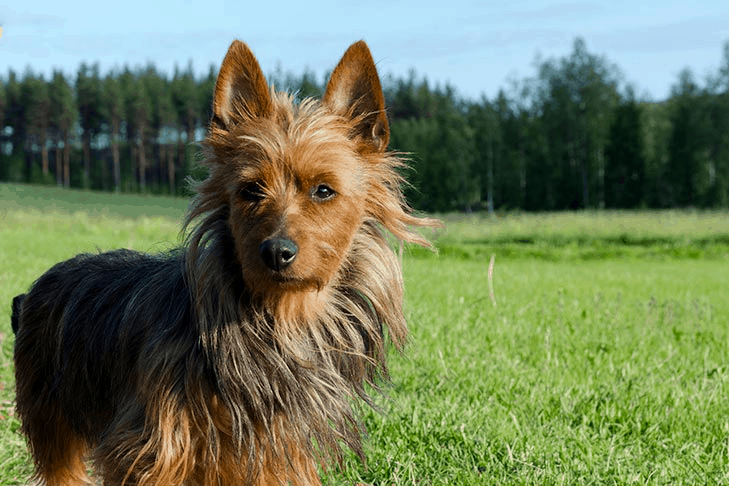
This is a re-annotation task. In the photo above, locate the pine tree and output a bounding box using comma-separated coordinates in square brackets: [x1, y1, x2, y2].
[49, 70, 76, 188]
[605, 90, 645, 208]
[102, 72, 123, 192]
[3, 70, 25, 181]
[21, 70, 50, 181]
[76, 63, 104, 188]
[667, 68, 704, 206]
[171, 61, 199, 192]
[120, 67, 150, 191]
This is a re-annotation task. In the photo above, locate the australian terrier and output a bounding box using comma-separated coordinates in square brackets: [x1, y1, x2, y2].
[12, 40, 437, 485]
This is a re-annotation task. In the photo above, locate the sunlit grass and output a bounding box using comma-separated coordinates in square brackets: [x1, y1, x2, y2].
[328, 257, 729, 484]
[435, 210, 729, 245]
[403, 210, 729, 261]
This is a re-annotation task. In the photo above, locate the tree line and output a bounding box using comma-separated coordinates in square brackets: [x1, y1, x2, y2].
[2, 37, 729, 212]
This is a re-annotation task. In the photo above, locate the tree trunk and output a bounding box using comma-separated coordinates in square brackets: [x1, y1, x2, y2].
[186, 109, 196, 146]
[82, 132, 92, 188]
[186, 113, 196, 173]
[139, 138, 146, 191]
[597, 147, 605, 209]
[63, 131, 71, 189]
[129, 143, 135, 191]
[41, 131, 49, 175]
[112, 121, 121, 193]
[486, 133, 494, 218]
[177, 131, 185, 184]
[167, 144, 175, 194]
[55, 145, 63, 187]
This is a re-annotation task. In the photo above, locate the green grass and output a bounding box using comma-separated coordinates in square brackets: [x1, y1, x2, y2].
[0, 183, 190, 220]
[330, 258, 729, 484]
[415, 211, 729, 261]
[2, 183, 729, 485]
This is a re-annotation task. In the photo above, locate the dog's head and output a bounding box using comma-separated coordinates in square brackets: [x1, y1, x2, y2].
[189, 40, 432, 324]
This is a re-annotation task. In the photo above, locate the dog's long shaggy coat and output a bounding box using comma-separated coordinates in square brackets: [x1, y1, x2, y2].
[12, 40, 436, 485]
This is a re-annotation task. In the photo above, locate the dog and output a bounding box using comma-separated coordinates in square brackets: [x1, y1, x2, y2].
[12, 40, 437, 485]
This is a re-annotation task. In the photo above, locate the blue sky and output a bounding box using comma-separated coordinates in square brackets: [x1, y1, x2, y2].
[1, 1, 728, 101]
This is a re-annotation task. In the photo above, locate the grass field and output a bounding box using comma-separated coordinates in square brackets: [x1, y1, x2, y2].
[1, 183, 729, 484]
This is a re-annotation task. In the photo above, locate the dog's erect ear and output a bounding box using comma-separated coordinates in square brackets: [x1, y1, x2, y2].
[212, 40, 272, 129]
[323, 41, 389, 152]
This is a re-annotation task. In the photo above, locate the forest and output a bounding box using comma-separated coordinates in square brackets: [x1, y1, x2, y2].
[1, 37, 729, 213]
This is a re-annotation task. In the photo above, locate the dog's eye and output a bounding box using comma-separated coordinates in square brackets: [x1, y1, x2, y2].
[240, 182, 265, 202]
[312, 184, 336, 201]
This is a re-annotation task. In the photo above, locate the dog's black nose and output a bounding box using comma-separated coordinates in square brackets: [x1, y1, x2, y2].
[259, 238, 298, 271]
